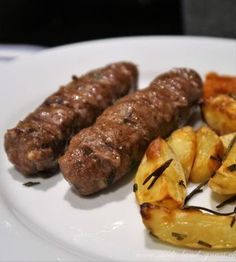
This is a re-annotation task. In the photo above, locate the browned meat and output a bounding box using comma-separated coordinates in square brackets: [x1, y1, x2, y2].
[4, 62, 138, 175]
[59, 68, 202, 195]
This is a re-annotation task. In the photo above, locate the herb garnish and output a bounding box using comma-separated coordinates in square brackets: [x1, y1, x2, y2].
[133, 183, 138, 192]
[227, 164, 236, 172]
[178, 180, 186, 188]
[184, 179, 209, 205]
[223, 135, 236, 161]
[183, 205, 236, 216]
[198, 240, 212, 248]
[72, 75, 78, 81]
[216, 195, 236, 208]
[171, 232, 187, 241]
[23, 181, 40, 187]
[230, 216, 236, 227]
[142, 159, 173, 190]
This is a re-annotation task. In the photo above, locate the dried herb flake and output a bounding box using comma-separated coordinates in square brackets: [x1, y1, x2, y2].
[23, 181, 40, 187]
[184, 179, 209, 205]
[178, 180, 186, 188]
[216, 195, 236, 208]
[184, 205, 236, 216]
[227, 164, 236, 172]
[223, 135, 236, 161]
[230, 216, 236, 228]
[198, 240, 212, 248]
[133, 183, 138, 192]
[143, 159, 173, 190]
[172, 232, 187, 241]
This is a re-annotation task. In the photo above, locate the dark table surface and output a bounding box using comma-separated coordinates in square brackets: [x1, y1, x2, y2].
[0, 0, 235, 47]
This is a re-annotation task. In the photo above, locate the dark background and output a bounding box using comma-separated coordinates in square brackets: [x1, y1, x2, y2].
[0, 0, 235, 47]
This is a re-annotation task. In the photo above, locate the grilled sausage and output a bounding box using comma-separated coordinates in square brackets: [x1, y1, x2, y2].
[4, 62, 138, 175]
[59, 68, 202, 195]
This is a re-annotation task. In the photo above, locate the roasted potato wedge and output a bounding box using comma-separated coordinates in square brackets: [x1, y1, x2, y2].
[190, 126, 224, 183]
[134, 137, 186, 208]
[203, 72, 236, 100]
[220, 132, 236, 153]
[141, 204, 236, 249]
[202, 94, 236, 135]
[135, 127, 236, 250]
[167, 126, 196, 182]
[209, 135, 236, 194]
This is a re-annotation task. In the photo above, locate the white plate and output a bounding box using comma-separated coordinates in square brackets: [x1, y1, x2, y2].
[1, 36, 236, 262]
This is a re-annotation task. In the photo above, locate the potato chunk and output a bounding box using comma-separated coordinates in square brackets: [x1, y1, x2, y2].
[203, 72, 236, 100]
[167, 126, 196, 182]
[220, 132, 236, 153]
[141, 204, 236, 249]
[209, 136, 236, 194]
[134, 137, 186, 208]
[189, 126, 223, 183]
[202, 94, 236, 135]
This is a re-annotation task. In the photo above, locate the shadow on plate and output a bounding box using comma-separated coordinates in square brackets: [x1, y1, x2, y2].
[187, 106, 202, 129]
[64, 169, 136, 210]
[8, 167, 63, 191]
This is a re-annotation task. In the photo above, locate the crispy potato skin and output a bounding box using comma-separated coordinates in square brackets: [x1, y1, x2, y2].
[202, 95, 236, 135]
[189, 126, 224, 183]
[167, 126, 196, 182]
[141, 204, 236, 249]
[134, 126, 236, 250]
[203, 72, 236, 100]
[135, 137, 186, 208]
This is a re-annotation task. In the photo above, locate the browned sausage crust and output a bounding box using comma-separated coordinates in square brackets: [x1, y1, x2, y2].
[4, 62, 138, 175]
[59, 68, 202, 195]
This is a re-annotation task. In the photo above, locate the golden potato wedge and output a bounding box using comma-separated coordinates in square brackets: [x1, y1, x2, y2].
[220, 132, 236, 153]
[190, 126, 224, 183]
[203, 72, 236, 100]
[167, 126, 196, 182]
[141, 204, 236, 249]
[134, 137, 186, 208]
[209, 135, 236, 194]
[202, 94, 236, 135]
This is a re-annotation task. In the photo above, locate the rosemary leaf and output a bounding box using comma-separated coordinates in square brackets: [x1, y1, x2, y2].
[216, 195, 236, 208]
[198, 240, 212, 248]
[142, 159, 173, 190]
[178, 180, 186, 188]
[133, 183, 138, 192]
[172, 232, 187, 241]
[23, 181, 40, 187]
[227, 164, 236, 172]
[183, 205, 236, 216]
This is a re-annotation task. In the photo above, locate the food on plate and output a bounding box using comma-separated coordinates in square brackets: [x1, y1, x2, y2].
[59, 68, 202, 195]
[202, 72, 236, 135]
[4, 62, 138, 175]
[208, 134, 236, 194]
[220, 132, 236, 153]
[141, 204, 236, 249]
[134, 137, 186, 209]
[203, 72, 236, 100]
[167, 126, 196, 181]
[202, 94, 236, 135]
[189, 126, 224, 183]
[135, 131, 236, 249]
